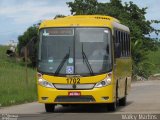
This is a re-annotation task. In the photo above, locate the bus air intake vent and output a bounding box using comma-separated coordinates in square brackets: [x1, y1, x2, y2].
[55, 96, 95, 102]
[54, 84, 95, 90]
[94, 17, 110, 20]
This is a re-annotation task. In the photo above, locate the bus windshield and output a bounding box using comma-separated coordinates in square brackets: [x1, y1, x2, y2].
[38, 28, 112, 76]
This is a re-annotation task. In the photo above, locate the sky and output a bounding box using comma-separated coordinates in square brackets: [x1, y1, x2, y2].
[0, 0, 160, 45]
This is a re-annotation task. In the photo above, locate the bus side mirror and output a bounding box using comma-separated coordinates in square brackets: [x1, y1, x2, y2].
[115, 43, 121, 58]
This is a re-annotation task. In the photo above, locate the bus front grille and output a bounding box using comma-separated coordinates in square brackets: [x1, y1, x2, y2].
[54, 84, 95, 90]
[54, 96, 95, 102]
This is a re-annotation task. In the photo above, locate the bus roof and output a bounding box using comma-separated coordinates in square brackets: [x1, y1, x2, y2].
[39, 15, 130, 32]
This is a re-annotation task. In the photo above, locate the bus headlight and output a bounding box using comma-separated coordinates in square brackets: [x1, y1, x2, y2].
[38, 78, 55, 88]
[94, 77, 111, 88]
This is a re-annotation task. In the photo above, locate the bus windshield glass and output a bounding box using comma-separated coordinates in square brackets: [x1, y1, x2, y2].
[38, 28, 112, 76]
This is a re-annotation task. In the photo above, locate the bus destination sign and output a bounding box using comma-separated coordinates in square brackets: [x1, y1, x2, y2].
[47, 29, 74, 36]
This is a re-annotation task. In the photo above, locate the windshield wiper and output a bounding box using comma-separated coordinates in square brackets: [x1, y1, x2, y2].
[54, 48, 70, 76]
[82, 43, 94, 76]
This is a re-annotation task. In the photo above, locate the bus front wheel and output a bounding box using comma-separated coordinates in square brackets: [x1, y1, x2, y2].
[107, 102, 117, 111]
[45, 104, 55, 112]
[108, 82, 118, 111]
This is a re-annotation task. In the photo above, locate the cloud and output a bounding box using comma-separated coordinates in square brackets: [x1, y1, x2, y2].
[0, 0, 159, 45]
[0, 0, 72, 44]
[123, 0, 160, 20]
[99, 0, 160, 20]
[0, 0, 71, 24]
[0, 0, 159, 24]
[145, 1, 160, 20]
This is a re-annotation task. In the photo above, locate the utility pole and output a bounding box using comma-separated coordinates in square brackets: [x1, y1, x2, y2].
[25, 46, 28, 86]
[24, 37, 37, 87]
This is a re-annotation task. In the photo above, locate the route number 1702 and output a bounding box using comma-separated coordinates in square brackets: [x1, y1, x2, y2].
[66, 78, 80, 84]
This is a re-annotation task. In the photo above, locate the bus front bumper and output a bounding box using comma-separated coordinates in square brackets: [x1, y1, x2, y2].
[38, 85, 115, 104]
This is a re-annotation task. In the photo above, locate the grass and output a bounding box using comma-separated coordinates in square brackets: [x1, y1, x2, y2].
[147, 46, 160, 74]
[0, 45, 37, 107]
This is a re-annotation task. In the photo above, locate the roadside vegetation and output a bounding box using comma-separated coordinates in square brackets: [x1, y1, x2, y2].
[0, 45, 37, 106]
[147, 45, 160, 74]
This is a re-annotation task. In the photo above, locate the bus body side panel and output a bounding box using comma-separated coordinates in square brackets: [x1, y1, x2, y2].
[115, 57, 132, 99]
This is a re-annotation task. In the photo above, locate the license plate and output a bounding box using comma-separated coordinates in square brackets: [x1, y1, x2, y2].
[68, 92, 81, 96]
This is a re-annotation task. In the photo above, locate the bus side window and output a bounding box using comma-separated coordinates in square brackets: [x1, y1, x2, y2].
[126, 33, 128, 56]
[123, 32, 126, 56]
[124, 32, 127, 57]
[128, 34, 131, 56]
[120, 32, 123, 57]
[127, 33, 130, 56]
[114, 30, 121, 58]
[118, 31, 121, 43]
[116, 30, 119, 43]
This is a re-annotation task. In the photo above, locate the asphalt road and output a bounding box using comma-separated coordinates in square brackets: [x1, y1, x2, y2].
[0, 80, 160, 120]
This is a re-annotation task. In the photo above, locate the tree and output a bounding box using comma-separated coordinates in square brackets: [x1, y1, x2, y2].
[17, 25, 38, 66]
[67, 0, 98, 15]
[67, 0, 160, 78]
[54, 14, 66, 19]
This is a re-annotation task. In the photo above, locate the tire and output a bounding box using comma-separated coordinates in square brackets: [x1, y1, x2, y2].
[45, 104, 55, 112]
[62, 104, 70, 107]
[108, 102, 117, 111]
[100, 104, 108, 112]
[108, 82, 118, 112]
[119, 80, 127, 106]
[119, 96, 127, 106]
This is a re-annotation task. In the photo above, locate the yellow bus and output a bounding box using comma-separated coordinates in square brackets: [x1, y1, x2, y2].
[37, 15, 132, 112]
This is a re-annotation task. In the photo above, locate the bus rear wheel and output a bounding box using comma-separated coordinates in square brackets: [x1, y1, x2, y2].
[119, 80, 127, 106]
[119, 96, 127, 106]
[45, 104, 55, 112]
